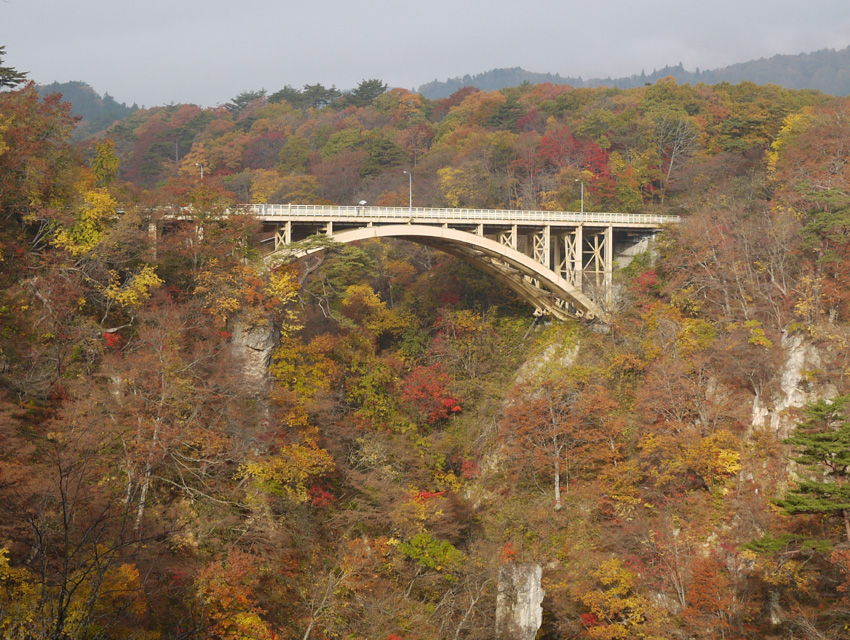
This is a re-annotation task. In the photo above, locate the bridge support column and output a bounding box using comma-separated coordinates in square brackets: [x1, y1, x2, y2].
[589, 233, 603, 288]
[584, 227, 613, 308]
[575, 225, 583, 290]
[148, 221, 158, 260]
[274, 221, 292, 249]
[558, 226, 583, 291]
[553, 232, 562, 282]
[498, 225, 517, 250]
[605, 225, 613, 308]
[532, 226, 551, 268]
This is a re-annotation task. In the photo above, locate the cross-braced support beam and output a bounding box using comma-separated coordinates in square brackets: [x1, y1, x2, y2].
[555, 226, 584, 290]
[498, 225, 518, 250]
[582, 226, 614, 310]
[532, 226, 551, 268]
[274, 221, 292, 249]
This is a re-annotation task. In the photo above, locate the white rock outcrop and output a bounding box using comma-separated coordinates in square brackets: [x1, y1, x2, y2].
[751, 331, 835, 437]
[495, 563, 544, 640]
[230, 320, 278, 395]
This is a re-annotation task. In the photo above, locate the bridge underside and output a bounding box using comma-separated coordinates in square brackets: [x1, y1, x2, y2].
[264, 224, 619, 322]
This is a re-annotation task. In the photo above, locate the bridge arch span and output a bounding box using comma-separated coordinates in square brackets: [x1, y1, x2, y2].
[264, 224, 607, 322]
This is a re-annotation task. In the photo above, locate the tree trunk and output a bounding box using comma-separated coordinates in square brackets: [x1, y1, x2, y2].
[553, 457, 561, 511]
[135, 467, 150, 531]
[844, 508, 850, 543]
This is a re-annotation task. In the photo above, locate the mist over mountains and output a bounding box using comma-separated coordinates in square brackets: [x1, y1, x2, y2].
[417, 45, 850, 99]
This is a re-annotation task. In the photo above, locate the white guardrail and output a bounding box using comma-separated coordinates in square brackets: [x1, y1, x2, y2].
[242, 204, 679, 226]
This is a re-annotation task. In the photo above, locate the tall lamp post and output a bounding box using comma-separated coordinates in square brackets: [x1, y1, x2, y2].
[575, 178, 584, 213]
[195, 163, 205, 179]
[403, 170, 412, 210]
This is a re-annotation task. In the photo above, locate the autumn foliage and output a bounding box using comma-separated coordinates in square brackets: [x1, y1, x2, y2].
[5, 58, 850, 639]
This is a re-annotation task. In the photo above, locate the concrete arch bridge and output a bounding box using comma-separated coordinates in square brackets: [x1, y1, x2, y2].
[251, 204, 678, 323]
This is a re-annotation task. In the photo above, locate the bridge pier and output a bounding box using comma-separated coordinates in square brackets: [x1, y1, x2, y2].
[148, 221, 158, 260]
[573, 226, 615, 308]
[532, 226, 551, 269]
[555, 226, 584, 291]
[274, 221, 292, 249]
[498, 225, 518, 250]
[605, 225, 614, 308]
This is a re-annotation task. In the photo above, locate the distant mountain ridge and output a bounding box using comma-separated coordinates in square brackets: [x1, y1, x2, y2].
[37, 81, 137, 140]
[417, 45, 850, 99]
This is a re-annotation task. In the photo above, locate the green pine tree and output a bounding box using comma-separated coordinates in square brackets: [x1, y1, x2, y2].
[775, 395, 850, 542]
[0, 46, 27, 88]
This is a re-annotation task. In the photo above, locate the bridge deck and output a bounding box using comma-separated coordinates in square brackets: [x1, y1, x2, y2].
[245, 204, 679, 229]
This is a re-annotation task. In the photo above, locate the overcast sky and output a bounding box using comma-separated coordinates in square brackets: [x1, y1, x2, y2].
[2, 0, 849, 108]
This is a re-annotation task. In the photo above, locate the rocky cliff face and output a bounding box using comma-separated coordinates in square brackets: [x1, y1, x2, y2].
[495, 563, 544, 640]
[230, 319, 278, 396]
[751, 331, 836, 437]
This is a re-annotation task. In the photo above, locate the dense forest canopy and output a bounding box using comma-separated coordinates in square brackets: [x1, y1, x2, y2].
[102, 75, 828, 214]
[5, 45, 850, 638]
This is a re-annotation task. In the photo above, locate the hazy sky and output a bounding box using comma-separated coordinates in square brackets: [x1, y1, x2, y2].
[2, 0, 849, 107]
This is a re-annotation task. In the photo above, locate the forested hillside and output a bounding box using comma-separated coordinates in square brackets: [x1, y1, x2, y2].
[5, 58, 850, 639]
[36, 81, 137, 141]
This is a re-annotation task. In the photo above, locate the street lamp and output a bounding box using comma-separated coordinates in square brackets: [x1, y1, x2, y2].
[403, 170, 412, 210]
[575, 178, 584, 213]
[195, 163, 205, 179]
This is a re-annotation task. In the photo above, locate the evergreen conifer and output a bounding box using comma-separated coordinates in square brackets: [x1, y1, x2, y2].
[775, 396, 850, 541]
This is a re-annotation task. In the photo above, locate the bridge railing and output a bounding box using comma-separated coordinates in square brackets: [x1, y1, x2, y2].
[243, 204, 679, 226]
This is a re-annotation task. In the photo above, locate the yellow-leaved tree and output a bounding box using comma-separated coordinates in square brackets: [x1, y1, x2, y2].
[238, 438, 334, 505]
[54, 187, 118, 256]
[578, 558, 667, 640]
[104, 264, 164, 309]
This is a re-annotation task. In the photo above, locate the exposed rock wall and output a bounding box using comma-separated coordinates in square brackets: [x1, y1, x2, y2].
[751, 332, 836, 437]
[229, 319, 278, 396]
[495, 563, 544, 640]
